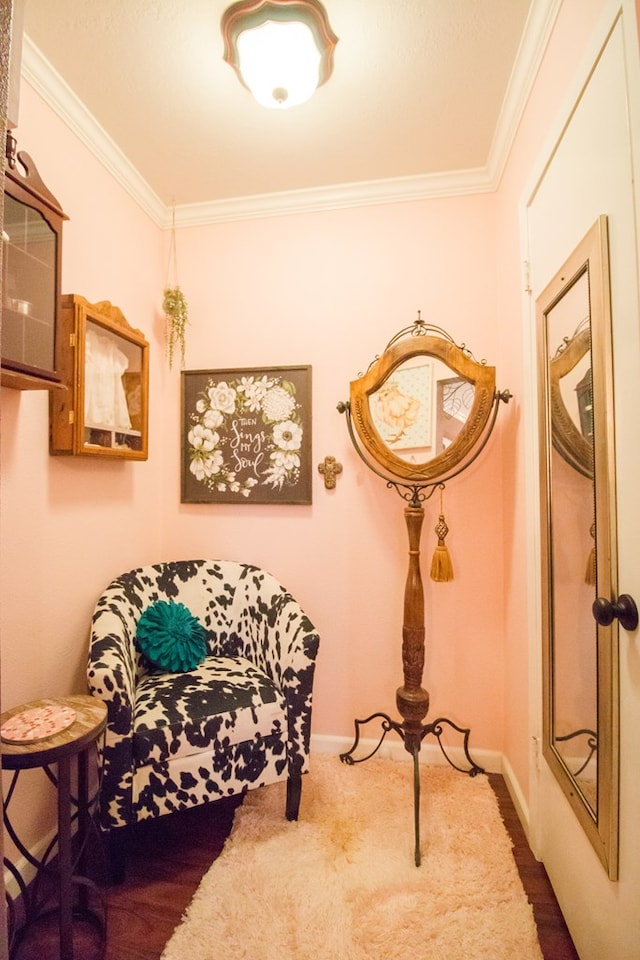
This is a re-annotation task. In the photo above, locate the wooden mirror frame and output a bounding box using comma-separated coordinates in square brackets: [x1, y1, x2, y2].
[349, 331, 497, 484]
[549, 322, 593, 479]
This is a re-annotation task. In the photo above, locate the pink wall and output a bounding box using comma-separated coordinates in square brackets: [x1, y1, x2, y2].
[0, 82, 167, 849]
[1, 82, 165, 708]
[160, 195, 506, 747]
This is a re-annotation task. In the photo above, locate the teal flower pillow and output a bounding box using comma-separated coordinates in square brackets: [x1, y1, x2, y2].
[136, 600, 208, 672]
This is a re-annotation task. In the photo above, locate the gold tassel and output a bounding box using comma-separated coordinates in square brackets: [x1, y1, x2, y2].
[585, 521, 596, 586]
[430, 490, 454, 582]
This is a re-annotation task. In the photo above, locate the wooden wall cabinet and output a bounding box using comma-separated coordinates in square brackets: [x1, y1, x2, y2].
[2, 146, 67, 390]
[50, 295, 149, 460]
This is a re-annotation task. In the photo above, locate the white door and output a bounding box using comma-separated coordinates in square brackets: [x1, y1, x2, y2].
[525, 4, 640, 959]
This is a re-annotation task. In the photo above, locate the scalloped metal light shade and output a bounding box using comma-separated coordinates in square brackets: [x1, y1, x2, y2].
[221, 0, 338, 109]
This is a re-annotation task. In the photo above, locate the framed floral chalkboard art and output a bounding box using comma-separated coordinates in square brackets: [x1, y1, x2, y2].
[181, 366, 312, 504]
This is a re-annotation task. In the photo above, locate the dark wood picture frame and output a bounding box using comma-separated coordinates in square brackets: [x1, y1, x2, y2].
[181, 365, 312, 504]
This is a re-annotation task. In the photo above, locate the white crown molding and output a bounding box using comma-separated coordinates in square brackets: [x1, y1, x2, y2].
[170, 168, 495, 228]
[21, 36, 166, 226]
[22, 0, 559, 229]
[486, 0, 562, 185]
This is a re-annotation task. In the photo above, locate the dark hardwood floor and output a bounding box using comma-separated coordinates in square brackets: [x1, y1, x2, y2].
[11, 773, 578, 960]
[488, 773, 579, 960]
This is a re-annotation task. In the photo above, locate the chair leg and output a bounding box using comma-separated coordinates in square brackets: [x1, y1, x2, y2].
[108, 827, 129, 885]
[286, 773, 302, 821]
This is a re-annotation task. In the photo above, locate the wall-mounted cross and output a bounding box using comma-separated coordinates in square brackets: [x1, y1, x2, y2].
[318, 455, 343, 490]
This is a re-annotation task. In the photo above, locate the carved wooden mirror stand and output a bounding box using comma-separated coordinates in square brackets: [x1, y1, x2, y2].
[338, 314, 511, 865]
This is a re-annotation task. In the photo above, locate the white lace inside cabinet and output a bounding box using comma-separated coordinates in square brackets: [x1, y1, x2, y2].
[49, 295, 149, 459]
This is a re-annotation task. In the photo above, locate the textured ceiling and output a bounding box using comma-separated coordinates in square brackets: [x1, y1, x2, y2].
[20, 0, 554, 221]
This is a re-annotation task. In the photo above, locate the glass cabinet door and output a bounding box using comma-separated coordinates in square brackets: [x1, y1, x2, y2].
[81, 316, 146, 455]
[2, 194, 58, 378]
[2, 145, 66, 390]
[50, 295, 149, 461]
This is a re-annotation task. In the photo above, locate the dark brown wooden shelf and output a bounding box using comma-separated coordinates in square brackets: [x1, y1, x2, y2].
[1, 367, 64, 391]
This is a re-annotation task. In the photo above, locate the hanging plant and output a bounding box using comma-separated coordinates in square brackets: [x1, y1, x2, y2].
[164, 206, 189, 369]
[163, 285, 189, 370]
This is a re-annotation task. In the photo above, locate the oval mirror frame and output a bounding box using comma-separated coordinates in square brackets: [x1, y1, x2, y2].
[349, 334, 497, 483]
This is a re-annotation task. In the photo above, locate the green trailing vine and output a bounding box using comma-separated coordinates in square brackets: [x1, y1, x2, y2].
[163, 285, 189, 370]
[164, 205, 190, 369]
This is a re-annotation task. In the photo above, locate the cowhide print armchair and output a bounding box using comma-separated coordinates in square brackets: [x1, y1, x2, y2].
[88, 560, 319, 876]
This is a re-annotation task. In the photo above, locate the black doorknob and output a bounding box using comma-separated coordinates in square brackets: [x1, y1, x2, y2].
[592, 594, 639, 631]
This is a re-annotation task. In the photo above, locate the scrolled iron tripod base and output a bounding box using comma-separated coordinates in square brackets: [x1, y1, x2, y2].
[340, 711, 484, 866]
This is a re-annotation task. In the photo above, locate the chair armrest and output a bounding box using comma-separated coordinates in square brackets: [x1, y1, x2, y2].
[88, 602, 138, 829]
[88, 604, 137, 714]
[228, 586, 319, 687]
[271, 594, 320, 772]
[228, 580, 320, 771]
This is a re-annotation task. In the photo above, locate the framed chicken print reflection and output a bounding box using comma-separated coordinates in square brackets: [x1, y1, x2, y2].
[181, 365, 312, 504]
[370, 360, 433, 453]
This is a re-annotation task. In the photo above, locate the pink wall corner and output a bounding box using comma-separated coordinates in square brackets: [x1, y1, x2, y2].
[161, 194, 507, 752]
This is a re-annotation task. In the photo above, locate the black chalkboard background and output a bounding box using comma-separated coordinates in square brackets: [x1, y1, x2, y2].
[181, 366, 312, 504]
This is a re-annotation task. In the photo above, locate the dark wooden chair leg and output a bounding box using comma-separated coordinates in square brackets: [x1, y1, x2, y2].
[108, 828, 129, 885]
[286, 773, 302, 820]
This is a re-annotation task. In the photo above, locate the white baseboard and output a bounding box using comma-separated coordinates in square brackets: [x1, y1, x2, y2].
[311, 734, 534, 844]
[499, 751, 534, 846]
[4, 829, 56, 902]
[311, 733, 502, 774]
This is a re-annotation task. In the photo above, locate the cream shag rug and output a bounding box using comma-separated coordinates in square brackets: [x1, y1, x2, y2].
[162, 754, 543, 960]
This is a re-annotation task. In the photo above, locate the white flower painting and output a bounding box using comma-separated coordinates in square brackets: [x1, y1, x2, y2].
[181, 367, 311, 504]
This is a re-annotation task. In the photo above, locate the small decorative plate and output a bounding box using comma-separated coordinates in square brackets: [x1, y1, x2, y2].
[1, 705, 77, 744]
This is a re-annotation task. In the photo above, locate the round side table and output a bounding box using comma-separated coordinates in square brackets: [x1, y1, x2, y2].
[1, 694, 107, 960]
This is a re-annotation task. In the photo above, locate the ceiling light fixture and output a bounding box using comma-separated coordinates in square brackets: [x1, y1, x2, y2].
[221, 0, 338, 110]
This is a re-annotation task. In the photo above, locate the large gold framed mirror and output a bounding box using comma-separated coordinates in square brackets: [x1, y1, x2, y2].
[537, 215, 635, 879]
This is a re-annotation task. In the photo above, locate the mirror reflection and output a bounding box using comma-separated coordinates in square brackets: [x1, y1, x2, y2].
[369, 356, 475, 466]
[547, 284, 597, 812]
